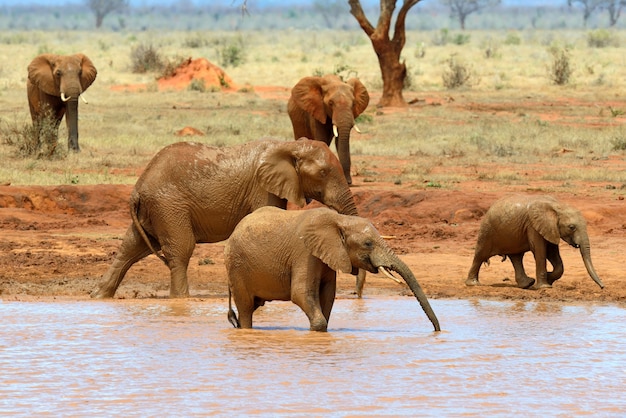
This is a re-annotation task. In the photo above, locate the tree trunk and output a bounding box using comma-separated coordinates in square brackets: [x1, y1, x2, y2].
[374, 39, 407, 108]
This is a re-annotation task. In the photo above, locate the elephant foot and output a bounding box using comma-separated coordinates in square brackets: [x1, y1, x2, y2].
[533, 282, 552, 290]
[547, 276, 561, 286]
[227, 309, 240, 328]
[516, 276, 535, 289]
[90, 287, 114, 298]
[465, 278, 480, 286]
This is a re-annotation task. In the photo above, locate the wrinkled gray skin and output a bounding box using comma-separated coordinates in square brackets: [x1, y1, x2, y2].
[27, 53, 97, 152]
[466, 194, 604, 290]
[287, 74, 369, 185]
[225, 206, 440, 332]
[91, 138, 358, 299]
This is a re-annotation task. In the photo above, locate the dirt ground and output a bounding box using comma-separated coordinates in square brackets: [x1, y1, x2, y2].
[2, 60, 625, 304]
[1, 159, 624, 304]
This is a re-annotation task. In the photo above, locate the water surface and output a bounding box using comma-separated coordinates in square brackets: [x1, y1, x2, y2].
[1, 298, 625, 416]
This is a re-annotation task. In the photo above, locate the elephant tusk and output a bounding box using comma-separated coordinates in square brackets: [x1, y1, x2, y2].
[378, 266, 403, 284]
[80, 94, 88, 104]
[333, 124, 339, 140]
[60, 92, 70, 102]
[381, 235, 396, 240]
[353, 124, 361, 133]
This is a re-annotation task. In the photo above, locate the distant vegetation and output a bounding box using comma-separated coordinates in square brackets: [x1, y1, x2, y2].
[0, 3, 625, 31]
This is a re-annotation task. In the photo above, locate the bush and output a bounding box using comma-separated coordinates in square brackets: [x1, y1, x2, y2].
[587, 29, 619, 48]
[1, 116, 63, 159]
[218, 38, 246, 68]
[547, 47, 573, 85]
[442, 55, 473, 89]
[130, 43, 164, 73]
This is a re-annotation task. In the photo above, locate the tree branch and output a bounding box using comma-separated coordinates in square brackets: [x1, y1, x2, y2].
[348, 0, 375, 36]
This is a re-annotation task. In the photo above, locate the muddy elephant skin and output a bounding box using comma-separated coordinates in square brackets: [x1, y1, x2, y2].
[225, 206, 440, 332]
[465, 194, 604, 290]
[92, 138, 358, 299]
[27, 53, 97, 152]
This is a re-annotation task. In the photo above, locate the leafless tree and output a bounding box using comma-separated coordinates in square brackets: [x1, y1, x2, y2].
[86, 0, 129, 28]
[440, 0, 501, 30]
[602, 0, 626, 26]
[568, 0, 604, 27]
[348, 0, 424, 107]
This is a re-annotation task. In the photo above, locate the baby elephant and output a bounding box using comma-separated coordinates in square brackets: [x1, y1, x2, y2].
[225, 207, 440, 332]
[466, 194, 604, 290]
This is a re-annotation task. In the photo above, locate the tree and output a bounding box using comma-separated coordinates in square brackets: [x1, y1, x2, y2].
[86, 0, 129, 28]
[603, 0, 626, 26]
[348, 0, 422, 107]
[440, 0, 501, 30]
[568, 0, 604, 27]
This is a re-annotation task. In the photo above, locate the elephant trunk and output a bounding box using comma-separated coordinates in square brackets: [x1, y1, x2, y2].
[332, 115, 354, 184]
[579, 242, 604, 289]
[65, 98, 80, 152]
[326, 186, 359, 217]
[375, 252, 441, 332]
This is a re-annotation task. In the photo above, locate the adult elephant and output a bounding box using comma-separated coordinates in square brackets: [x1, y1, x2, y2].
[465, 194, 604, 290]
[27, 53, 97, 152]
[287, 74, 369, 185]
[91, 138, 359, 299]
[225, 206, 440, 332]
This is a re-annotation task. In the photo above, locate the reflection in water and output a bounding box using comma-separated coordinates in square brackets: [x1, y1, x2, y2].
[1, 298, 625, 415]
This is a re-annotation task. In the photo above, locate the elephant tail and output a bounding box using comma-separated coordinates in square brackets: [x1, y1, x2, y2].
[227, 286, 240, 328]
[130, 191, 168, 266]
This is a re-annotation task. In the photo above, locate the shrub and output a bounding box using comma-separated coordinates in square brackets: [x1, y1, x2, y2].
[1, 116, 63, 159]
[442, 55, 473, 89]
[130, 43, 165, 73]
[504, 32, 522, 45]
[587, 29, 619, 48]
[451, 33, 471, 46]
[219, 39, 246, 68]
[547, 47, 573, 85]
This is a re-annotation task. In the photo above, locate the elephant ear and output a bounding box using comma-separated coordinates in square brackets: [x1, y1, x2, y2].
[347, 78, 370, 117]
[528, 200, 561, 244]
[299, 208, 353, 274]
[257, 141, 306, 207]
[291, 76, 326, 123]
[77, 54, 97, 90]
[28, 54, 58, 96]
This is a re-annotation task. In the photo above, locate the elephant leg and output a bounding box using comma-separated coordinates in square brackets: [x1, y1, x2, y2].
[355, 269, 366, 298]
[160, 228, 196, 298]
[546, 244, 564, 285]
[291, 274, 328, 332]
[509, 253, 535, 289]
[233, 292, 255, 329]
[531, 240, 551, 289]
[319, 273, 337, 324]
[91, 224, 153, 298]
[465, 254, 484, 286]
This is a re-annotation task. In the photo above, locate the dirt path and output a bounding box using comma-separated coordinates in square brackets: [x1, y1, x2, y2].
[1, 166, 624, 303]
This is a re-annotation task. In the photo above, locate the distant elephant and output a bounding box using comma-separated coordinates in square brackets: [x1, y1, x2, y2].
[27, 53, 97, 152]
[91, 138, 359, 299]
[287, 74, 369, 185]
[465, 194, 604, 290]
[225, 206, 440, 332]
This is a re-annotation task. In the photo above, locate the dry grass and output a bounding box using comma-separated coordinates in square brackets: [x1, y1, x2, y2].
[0, 29, 625, 186]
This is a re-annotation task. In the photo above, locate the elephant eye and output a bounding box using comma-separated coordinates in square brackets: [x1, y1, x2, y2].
[569, 224, 576, 231]
[319, 168, 327, 178]
[55, 69, 62, 77]
[364, 240, 374, 250]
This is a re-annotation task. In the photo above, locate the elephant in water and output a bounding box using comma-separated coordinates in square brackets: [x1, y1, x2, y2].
[92, 138, 359, 299]
[225, 206, 440, 332]
[465, 194, 604, 290]
[287, 74, 369, 185]
[27, 53, 97, 152]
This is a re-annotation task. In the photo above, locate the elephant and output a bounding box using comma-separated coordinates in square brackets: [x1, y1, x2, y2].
[27, 53, 97, 152]
[91, 138, 359, 299]
[465, 194, 604, 290]
[225, 206, 441, 332]
[287, 74, 369, 185]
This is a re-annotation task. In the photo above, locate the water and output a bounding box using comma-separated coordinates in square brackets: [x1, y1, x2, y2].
[1, 297, 625, 416]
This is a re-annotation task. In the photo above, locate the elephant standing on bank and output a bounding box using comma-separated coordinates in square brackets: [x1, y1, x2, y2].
[92, 138, 359, 299]
[225, 206, 440, 332]
[27, 53, 97, 152]
[465, 194, 604, 290]
[288, 74, 369, 185]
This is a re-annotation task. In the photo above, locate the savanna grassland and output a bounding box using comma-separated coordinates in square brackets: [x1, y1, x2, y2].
[1, 28, 626, 302]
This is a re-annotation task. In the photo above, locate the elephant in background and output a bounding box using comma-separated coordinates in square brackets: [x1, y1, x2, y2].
[225, 206, 440, 332]
[465, 194, 604, 290]
[92, 138, 359, 299]
[27, 53, 97, 152]
[288, 74, 369, 185]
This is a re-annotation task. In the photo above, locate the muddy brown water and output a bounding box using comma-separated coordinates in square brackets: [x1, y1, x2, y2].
[2, 297, 625, 416]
